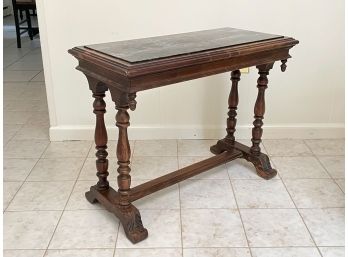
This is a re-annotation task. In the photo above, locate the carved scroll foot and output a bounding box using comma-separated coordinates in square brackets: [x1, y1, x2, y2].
[85, 189, 98, 204]
[119, 205, 148, 244]
[84, 185, 148, 244]
[211, 139, 277, 180]
[244, 153, 277, 180]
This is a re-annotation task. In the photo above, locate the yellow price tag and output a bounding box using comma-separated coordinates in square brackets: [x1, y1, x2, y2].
[240, 68, 249, 74]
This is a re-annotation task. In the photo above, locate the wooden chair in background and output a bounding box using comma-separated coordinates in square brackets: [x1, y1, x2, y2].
[11, 0, 39, 48]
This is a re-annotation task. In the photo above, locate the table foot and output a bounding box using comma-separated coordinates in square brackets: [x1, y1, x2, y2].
[120, 205, 148, 244]
[243, 153, 277, 180]
[85, 185, 148, 244]
[85, 190, 99, 204]
[210, 139, 277, 180]
[210, 143, 225, 155]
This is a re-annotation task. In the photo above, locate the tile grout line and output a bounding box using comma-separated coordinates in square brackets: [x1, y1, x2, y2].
[30, 70, 44, 82]
[4, 206, 345, 213]
[3, 141, 51, 212]
[264, 140, 325, 257]
[3, 123, 26, 148]
[112, 222, 121, 256]
[176, 139, 184, 257]
[302, 140, 345, 194]
[4, 48, 33, 69]
[3, 245, 344, 251]
[226, 158, 254, 257]
[42, 147, 91, 256]
[4, 70, 42, 83]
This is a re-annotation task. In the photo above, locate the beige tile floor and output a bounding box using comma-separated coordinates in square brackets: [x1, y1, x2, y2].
[3, 15, 345, 257]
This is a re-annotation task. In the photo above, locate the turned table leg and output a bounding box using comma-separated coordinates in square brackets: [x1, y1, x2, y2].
[210, 65, 277, 180]
[83, 81, 148, 243]
[85, 79, 110, 203]
[113, 93, 148, 243]
[251, 64, 271, 154]
[226, 70, 241, 144]
[246, 63, 277, 179]
[115, 104, 132, 207]
[211, 70, 241, 154]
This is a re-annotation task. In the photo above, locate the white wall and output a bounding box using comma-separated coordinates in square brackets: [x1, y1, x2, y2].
[36, 0, 344, 141]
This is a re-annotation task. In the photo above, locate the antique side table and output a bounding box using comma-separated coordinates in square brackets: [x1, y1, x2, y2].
[69, 28, 298, 244]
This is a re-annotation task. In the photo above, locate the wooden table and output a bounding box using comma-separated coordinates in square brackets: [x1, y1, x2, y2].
[69, 28, 298, 244]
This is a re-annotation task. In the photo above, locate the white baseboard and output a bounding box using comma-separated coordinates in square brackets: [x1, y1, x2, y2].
[49, 123, 344, 141]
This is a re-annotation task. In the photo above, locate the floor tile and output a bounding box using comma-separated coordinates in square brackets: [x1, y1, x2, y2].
[4, 47, 30, 58]
[4, 111, 34, 124]
[305, 139, 344, 155]
[49, 210, 119, 249]
[232, 180, 294, 208]
[335, 179, 345, 192]
[3, 58, 19, 68]
[3, 182, 22, 210]
[4, 70, 40, 82]
[4, 54, 21, 67]
[178, 156, 229, 179]
[6, 59, 43, 71]
[130, 156, 178, 180]
[183, 248, 251, 257]
[42, 141, 92, 158]
[240, 209, 314, 247]
[44, 249, 114, 257]
[5, 100, 46, 112]
[18, 38, 41, 50]
[7, 181, 74, 211]
[299, 208, 344, 246]
[4, 158, 38, 181]
[115, 248, 182, 257]
[25, 111, 49, 126]
[27, 158, 85, 181]
[133, 180, 180, 209]
[4, 82, 27, 99]
[65, 181, 102, 210]
[87, 140, 134, 158]
[5, 140, 49, 158]
[271, 156, 329, 178]
[4, 124, 22, 143]
[319, 247, 345, 257]
[117, 209, 181, 248]
[133, 140, 177, 156]
[180, 179, 236, 208]
[262, 139, 312, 156]
[27, 48, 42, 55]
[178, 140, 216, 156]
[251, 247, 321, 257]
[181, 209, 247, 247]
[227, 159, 279, 179]
[13, 124, 49, 140]
[283, 179, 344, 208]
[78, 157, 118, 181]
[317, 156, 345, 178]
[21, 83, 47, 101]
[4, 211, 61, 249]
[4, 250, 45, 257]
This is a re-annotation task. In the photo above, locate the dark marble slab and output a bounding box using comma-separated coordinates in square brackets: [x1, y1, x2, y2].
[85, 28, 283, 63]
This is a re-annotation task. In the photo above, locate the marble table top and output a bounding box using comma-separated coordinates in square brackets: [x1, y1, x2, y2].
[85, 28, 283, 63]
